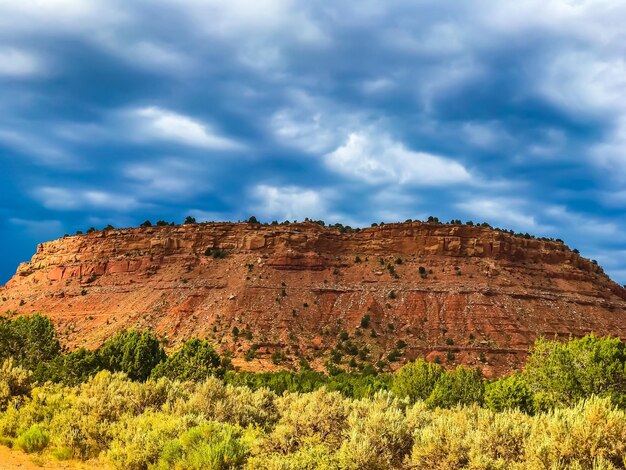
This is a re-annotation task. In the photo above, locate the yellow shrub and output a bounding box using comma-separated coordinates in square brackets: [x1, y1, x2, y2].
[336, 392, 412, 469]
[180, 377, 278, 428]
[524, 397, 626, 468]
[257, 388, 349, 454]
[106, 411, 198, 470]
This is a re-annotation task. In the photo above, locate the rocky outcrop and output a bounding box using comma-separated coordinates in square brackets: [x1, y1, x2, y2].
[2, 221, 625, 376]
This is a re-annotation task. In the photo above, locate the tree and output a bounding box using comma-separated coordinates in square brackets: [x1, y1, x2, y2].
[426, 366, 484, 408]
[247, 216, 260, 224]
[140, 220, 152, 228]
[98, 330, 165, 381]
[41, 348, 101, 385]
[391, 359, 443, 403]
[151, 339, 227, 381]
[0, 314, 60, 372]
[485, 373, 534, 413]
[183, 216, 197, 225]
[524, 335, 626, 409]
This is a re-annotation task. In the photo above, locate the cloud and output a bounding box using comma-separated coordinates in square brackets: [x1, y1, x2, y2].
[543, 205, 618, 239]
[0, 47, 45, 77]
[0, 127, 73, 165]
[251, 184, 331, 221]
[33, 187, 142, 211]
[456, 197, 541, 232]
[325, 132, 472, 186]
[161, 0, 326, 44]
[128, 107, 244, 150]
[123, 158, 209, 197]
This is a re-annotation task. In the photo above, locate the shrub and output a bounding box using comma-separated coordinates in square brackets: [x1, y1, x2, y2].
[151, 339, 227, 381]
[16, 424, 49, 453]
[523, 397, 626, 468]
[360, 315, 370, 328]
[485, 374, 534, 414]
[181, 378, 279, 429]
[0, 313, 60, 372]
[391, 360, 444, 404]
[0, 358, 32, 411]
[336, 393, 412, 469]
[107, 411, 196, 469]
[426, 366, 484, 408]
[212, 248, 228, 259]
[98, 330, 165, 381]
[42, 347, 101, 385]
[260, 388, 349, 454]
[524, 335, 626, 409]
[155, 422, 251, 470]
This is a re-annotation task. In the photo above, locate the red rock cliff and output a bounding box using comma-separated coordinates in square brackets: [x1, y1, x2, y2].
[2, 221, 626, 376]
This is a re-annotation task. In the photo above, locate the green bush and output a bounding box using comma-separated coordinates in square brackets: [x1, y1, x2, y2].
[0, 358, 32, 411]
[0, 313, 60, 372]
[16, 424, 49, 453]
[524, 334, 626, 409]
[485, 373, 534, 414]
[391, 359, 443, 404]
[98, 330, 165, 381]
[426, 366, 484, 408]
[154, 422, 251, 470]
[106, 411, 195, 469]
[152, 339, 227, 381]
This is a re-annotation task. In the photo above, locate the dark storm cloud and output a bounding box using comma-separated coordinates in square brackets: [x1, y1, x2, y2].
[1, 0, 626, 283]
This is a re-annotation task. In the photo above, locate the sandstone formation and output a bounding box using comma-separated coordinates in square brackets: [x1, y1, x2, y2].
[2, 221, 626, 376]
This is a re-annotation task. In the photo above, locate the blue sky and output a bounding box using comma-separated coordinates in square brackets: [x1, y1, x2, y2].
[1, 0, 626, 284]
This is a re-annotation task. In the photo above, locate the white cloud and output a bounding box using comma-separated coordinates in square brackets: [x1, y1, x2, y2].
[128, 107, 243, 150]
[269, 90, 361, 154]
[0, 127, 73, 165]
[161, 0, 326, 44]
[102, 39, 192, 72]
[456, 197, 541, 231]
[251, 184, 331, 221]
[541, 54, 626, 118]
[123, 158, 208, 197]
[362, 78, 394, 94]
[0, 48, 44, 77]
[325, 132, 472, 186]
[271, 110, 345, 154]
[461, 121, 507, 150]
[544, 205, 618, 238]
[0, 0, 124, 34]
[34, 187, 142, 211]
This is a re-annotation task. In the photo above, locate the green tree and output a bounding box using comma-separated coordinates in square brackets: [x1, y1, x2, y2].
[426, 366, 484, 408]
[98, 330, 165, 381]
[0, 314, 60, 372]
[151, 339, 227, 381]
[484, 373, 534, 413]
[524, 335, 626, 409]
[390, 359, 443, 403]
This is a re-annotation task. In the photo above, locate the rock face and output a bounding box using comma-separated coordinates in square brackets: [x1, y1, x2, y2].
[2, 221, 626, 376]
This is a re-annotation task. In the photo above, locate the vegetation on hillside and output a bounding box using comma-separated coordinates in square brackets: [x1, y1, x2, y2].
[1, 313, 626, 468]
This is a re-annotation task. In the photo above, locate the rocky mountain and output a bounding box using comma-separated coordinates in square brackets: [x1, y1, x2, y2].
[2, 221, 626, 376]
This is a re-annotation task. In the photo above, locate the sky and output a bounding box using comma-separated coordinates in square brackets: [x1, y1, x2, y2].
[1, 0, 626, 284]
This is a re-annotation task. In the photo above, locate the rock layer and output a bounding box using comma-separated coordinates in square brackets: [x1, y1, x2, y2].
[2, 221, 626, 376]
